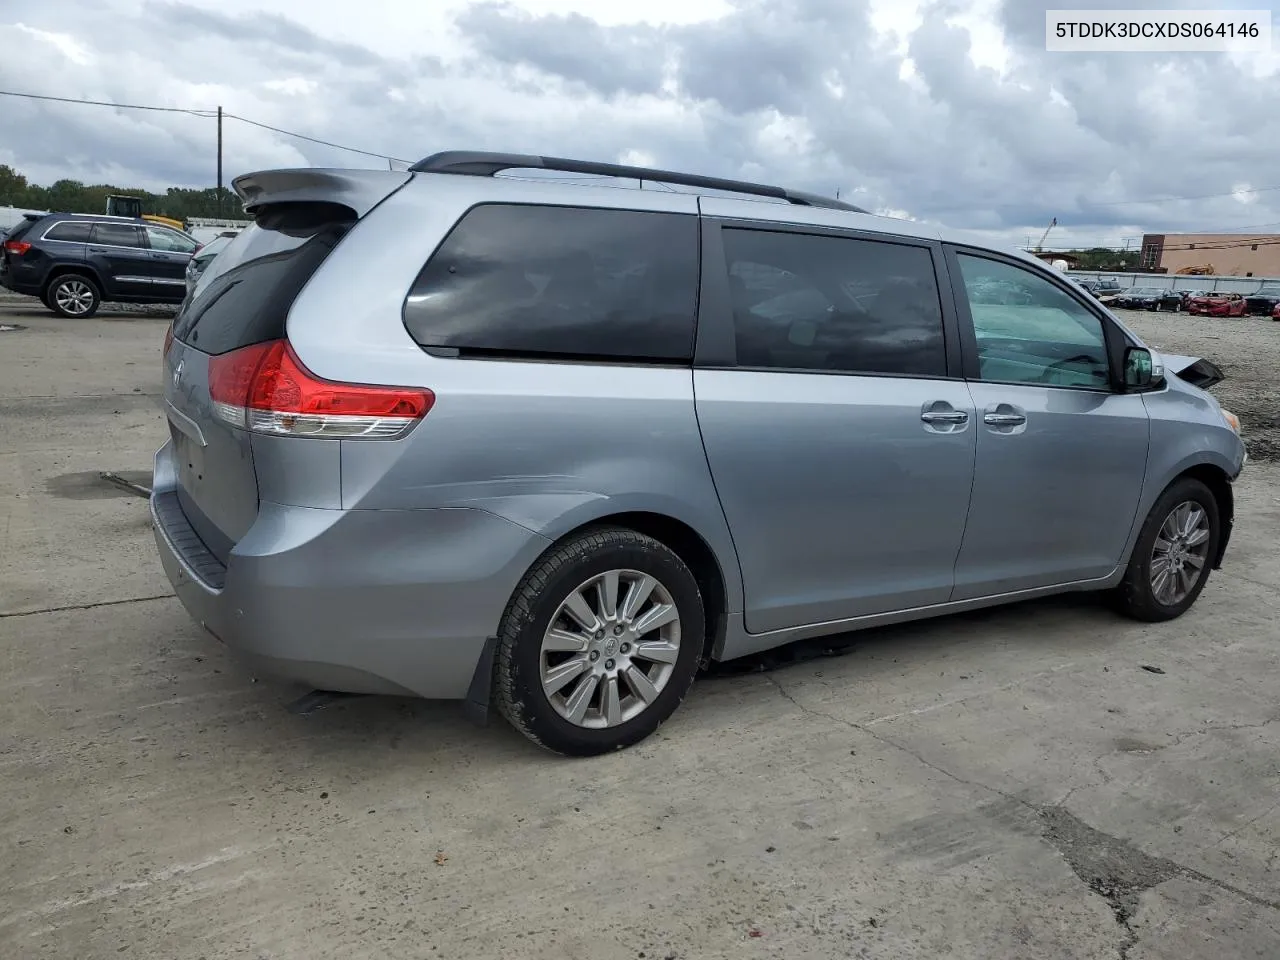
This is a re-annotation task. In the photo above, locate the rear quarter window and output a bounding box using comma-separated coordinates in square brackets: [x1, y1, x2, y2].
[402, 203, 700, 363]
[44, 221, 93, 242]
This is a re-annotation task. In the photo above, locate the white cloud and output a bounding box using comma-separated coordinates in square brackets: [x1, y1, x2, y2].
[12, 23, 94, 65]
[262, 77, 318, 96]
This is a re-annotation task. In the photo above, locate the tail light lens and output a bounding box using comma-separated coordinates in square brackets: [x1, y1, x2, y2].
[208, 340, 433, 440]
[3, 240, 32, 255]
[163, 324, 174, 356]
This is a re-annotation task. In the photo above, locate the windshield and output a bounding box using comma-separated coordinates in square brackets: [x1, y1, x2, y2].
[1130, 288, 1162, 296]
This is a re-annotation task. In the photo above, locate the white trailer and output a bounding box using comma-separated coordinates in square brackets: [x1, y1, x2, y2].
[184, 216, 251, 246]
[0, 205, 49, 234]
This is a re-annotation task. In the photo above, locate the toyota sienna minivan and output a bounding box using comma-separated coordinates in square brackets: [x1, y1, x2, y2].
[153, 151, 1246, 756]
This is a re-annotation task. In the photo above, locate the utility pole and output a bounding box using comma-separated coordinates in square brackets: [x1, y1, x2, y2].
[216, 106, 223, 217]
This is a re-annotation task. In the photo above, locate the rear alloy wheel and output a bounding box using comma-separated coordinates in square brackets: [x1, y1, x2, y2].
[47, 275, 100, 319]
[494, 528, 704, 756]
[1114, 478, 1219, 622]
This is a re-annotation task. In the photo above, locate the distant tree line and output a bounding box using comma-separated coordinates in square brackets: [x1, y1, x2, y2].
[0, 164, 239, 220]
[1068, 247, 1142, 271]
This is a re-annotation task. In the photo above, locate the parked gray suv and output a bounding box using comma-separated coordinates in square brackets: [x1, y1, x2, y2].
[153, 151, 1246, 756]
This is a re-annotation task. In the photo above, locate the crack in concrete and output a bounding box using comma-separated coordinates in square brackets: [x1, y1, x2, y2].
[0, 594, 173, 620]
[763, 674, 1027, 805]
[764, 673, 1280, 959]
[1169, 717, 1280, 748]
[1217, 796, 1280, 847]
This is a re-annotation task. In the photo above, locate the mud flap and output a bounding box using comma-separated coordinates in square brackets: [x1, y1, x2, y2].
[464, 636, 499, 727]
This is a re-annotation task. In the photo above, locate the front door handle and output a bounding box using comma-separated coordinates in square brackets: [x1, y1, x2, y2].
[983, 412, 1027, 426]
[921, 410, 969, 425]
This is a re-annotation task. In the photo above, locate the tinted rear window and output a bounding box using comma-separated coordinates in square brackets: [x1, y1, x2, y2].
[403, 204, 699, 363]
[5, 220, 38, 243]
[172, 205, 355, 356]
[45, 221, 93, 242]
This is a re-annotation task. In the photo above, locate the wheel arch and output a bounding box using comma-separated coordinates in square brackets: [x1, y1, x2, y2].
[1175, 463, 1234, 569]
[42, 264, 105, 295]
[465, 508, 736, 727]
[540, 511, 730, 665]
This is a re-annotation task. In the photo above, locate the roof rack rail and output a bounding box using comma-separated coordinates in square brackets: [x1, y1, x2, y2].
[409, 151, 869, 214]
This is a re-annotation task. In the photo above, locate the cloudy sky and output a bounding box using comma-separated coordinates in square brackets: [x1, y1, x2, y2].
[1, 0, 1277, 249]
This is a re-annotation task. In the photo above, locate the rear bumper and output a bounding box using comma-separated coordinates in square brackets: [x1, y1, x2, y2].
[0, 271, 40, 296]
[150, 443, 552, 699]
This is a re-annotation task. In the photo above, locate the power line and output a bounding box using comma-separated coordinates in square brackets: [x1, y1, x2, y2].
[0, 88, 406, 164]
[220, 113, 409, 164]
[0, 88, 212, 116]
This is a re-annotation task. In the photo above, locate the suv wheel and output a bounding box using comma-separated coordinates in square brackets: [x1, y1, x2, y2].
[1114, 478, 1220, 622]
[47, 275, 101, 319]
[494, 528, 705, 756]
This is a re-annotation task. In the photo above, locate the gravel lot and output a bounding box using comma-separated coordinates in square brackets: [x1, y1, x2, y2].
[1116, 308, 1280, 461]
[1, 296, 1278, 960]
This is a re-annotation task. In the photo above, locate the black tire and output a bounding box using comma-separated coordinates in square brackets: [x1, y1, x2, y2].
[494, 527, 705, 756]
[1113, 478, 1220, 622]
[46, 274, 101, 319]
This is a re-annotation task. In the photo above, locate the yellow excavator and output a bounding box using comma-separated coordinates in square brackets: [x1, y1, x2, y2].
[1175, 264, 1216, 276]
[104, 195, 186, 232]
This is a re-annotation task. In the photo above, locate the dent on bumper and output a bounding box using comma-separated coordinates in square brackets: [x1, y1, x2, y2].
[154, 498, 551, 699]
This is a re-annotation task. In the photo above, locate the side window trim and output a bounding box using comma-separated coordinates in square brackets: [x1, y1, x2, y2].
[693, 217, 964, 379]
[941, 243, 1125, 393]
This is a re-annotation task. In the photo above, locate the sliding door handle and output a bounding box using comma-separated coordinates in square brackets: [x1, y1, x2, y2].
[983, 412, 1026, 426]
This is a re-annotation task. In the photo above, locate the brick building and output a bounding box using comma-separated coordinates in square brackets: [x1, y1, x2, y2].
[1140, 233, 1280, 277]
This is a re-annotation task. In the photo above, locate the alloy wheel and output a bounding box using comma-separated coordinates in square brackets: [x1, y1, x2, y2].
[54, 280, 95, 316]
[539, 569, 682, 729]
[1149, 501, 1211, 605]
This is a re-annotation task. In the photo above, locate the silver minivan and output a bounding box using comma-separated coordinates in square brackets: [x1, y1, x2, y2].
[153, 152, 1246, 755]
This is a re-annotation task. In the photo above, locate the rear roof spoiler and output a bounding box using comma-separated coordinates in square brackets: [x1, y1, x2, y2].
[232, 169, 412, 219]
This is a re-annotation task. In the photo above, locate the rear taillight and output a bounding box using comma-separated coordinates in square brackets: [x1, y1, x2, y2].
[3, 240, 31, 255]
[207, 340, 433, 440]
[163, 324, 174, 356]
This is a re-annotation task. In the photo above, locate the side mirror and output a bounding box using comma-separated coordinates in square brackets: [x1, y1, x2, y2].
[1123, 346, 1156, 390]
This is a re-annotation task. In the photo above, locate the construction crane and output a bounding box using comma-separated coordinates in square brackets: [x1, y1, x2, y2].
[1034, 217, 1057, 253]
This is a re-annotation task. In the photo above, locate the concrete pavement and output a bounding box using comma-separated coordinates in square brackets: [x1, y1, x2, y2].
[1, 299, 1277, 959]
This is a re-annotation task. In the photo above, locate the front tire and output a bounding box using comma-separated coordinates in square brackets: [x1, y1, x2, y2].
[1114, 478, 1220, 622]
[494, 528, 705, 756]
[46, 274, 101, 319]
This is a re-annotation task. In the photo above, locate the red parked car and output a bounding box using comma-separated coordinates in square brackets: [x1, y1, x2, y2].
[1187, 292, 1247, 317]
[1272, 302, 1280, 320]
